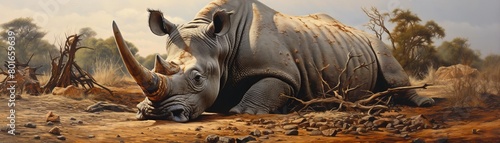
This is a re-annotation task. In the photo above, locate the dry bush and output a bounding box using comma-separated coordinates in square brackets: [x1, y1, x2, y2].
[481, 66, 500, 95]
[443, 67, 485, 108]
[410, 66, 437, 85]
[92, 59, 125, 86]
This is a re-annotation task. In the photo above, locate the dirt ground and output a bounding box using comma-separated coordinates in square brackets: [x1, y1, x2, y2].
[1, 82, 499, 143]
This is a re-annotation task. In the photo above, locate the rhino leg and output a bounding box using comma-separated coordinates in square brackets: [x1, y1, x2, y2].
[369, 37, 434, 107]
[229, 78, 292, 114]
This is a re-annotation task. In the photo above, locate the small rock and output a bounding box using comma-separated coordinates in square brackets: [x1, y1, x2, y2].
[321, 129, 338, 137]
[205, 134, 219, 143]
[291, 118, 306, 124]
[264, 124, 275, 129]
[24, 122, 37, 128]
[313, 117, 326, 122]
[309, 130, 322, 136]
[195, 126, 203, 131]
[33, 135, 41, 139]
[306, 127, 319, 131]
[70, 117, 77, 120]
[319, 125, 330, 131]
[349, 131, 359, 135]
[117, 134, 121, 137]
[472, 128, 480, 134]
[57, 135, 66, 140]
[216, 127, 222, 130]
[282, 124, 298, 130]
[356, 127, 367, 133]
[49, 126, 61, 135]
[196, 133, 202, 138]
[235, 118, 244, 122]
[218, 136, 235, 143]
[386, 123, 393, 129]
[88, 135, 95, 138]
[386, 128, 400, 134]
[285, 129, 299, 135]
[262, 129, 274, 135]
[373, 119, 387, 127]
[250, 129, 261, 137]
[46, 121, 54, 126]
[237, 135, 256, 143]
[361, 115, 376, 122]
[412, 138, 425, 143]
[259, 135, 269, 139]
[78, 120, 84, 124]
[46, 111, 60, 122]
[435, 137, 448, 143]
[342, 123, 350, 129]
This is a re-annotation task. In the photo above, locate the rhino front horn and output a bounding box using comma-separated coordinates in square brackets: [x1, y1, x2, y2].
[113, 21, 166, 100]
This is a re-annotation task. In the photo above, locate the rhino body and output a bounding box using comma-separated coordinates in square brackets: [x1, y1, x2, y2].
[113, 0, 434, 122]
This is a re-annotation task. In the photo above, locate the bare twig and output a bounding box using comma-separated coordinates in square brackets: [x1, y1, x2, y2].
[357, 83, 431, 105]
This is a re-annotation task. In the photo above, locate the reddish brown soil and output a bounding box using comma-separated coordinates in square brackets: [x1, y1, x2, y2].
[1, 83, 499, 142]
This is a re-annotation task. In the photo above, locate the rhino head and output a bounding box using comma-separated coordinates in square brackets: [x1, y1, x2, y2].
[113, 9, 231, 122]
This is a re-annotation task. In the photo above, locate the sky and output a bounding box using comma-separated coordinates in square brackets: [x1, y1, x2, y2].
[1, 0, 499, 57]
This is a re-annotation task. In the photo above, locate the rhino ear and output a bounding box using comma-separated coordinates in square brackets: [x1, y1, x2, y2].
[148, 9, 175, 36]
[208, 10, 232, 37]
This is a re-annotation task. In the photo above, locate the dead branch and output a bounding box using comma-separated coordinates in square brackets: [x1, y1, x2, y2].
[281, 84, 431, 113]
[42, 34, 113, 95]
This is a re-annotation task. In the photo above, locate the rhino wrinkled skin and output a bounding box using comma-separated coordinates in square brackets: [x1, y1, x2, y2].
[113, 0, 434, 122]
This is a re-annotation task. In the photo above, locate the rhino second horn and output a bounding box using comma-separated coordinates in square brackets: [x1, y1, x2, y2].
[113, 21, 164, 99]
[154, 55, 180, 75]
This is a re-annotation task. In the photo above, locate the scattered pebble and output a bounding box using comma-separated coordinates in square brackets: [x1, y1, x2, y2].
[219, 136, 236, 143]
[262, 129, 274, 135]
[250, 129, 261, 137]
[78, 120, 84, 124]
[235, 118, 244, 122]
[46, 111, 60, 122]
[56, 135, 66, 140]
[237, 135, 256, 143]
[285, 129, 299, 136]
[322, 129, 338, 137]
[196, 133, 202, 138]
[70, 117, 77, 120]
[205, 134, 219, 143]
[49, 126, 61, 135]
[472, 128, 480, 134]
[309, 130, 323, 136]
[24, 122, 37, 128]
[195, 126, 202, 131]
[116, 134, 121, 138]
[259, 135, 269, 139]
[282, 124, 298, 130]
[412, 138, 425, 143]
[46, 121, 54, 126]
[88, 135, 95, 138]
[33, 135, 40, 139]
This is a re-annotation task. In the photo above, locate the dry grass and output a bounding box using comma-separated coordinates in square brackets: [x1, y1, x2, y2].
[92, 59, 126, 86]
[410, 66, 438, 85]
[444, 74, 484, 108]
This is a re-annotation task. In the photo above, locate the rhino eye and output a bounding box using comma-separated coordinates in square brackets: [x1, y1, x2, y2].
[194, 74, 202, 82]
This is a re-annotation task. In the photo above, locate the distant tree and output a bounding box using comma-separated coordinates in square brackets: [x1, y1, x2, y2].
[482, 54, 500, 69]
[78, 27, 97, 39]
[75, 30, 139, 74]
[364, 8, 446, 78]
[0, 17, 59, 73]
[437, 38, 481, 68]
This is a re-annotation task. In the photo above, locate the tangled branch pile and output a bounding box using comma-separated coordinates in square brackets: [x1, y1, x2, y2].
[282, 52, 430, 115]
[42, 34, 112, 95]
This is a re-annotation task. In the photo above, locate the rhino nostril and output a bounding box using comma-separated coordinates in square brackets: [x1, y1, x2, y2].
[171, 109, 184, 117]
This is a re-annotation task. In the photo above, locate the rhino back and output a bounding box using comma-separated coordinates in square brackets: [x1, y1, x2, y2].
[236, 10, 380, 102]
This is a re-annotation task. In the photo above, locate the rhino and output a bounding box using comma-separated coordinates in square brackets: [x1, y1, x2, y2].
[112, 0, 434, 122]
